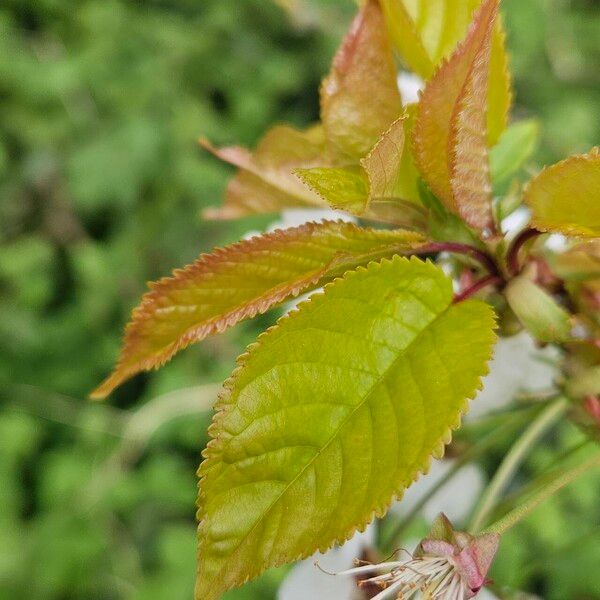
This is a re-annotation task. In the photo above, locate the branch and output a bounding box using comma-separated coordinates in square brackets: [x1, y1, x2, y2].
[414, 242, 500, 276]
[454, 274, 503, 303]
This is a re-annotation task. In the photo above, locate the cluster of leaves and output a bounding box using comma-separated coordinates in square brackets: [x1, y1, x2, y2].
[0, 1, 348, 599]
[93, 1, 600, 599]
[3, 0, 600, 599]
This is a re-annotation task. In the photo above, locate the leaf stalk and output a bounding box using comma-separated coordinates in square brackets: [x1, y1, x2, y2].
[469, 396, 569, 533]
[507, 228, 542, 276]
[483, 444, 600, 537]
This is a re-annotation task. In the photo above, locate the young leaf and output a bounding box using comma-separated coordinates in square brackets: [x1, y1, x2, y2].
[487, 19, 512, 146]
[551, 241, 600, 281]
[380, 0, 434, 78]
[201, 125, 331, 219]
[296, 116, 412, 215]
[490, 119, 540, 188]
[381, 0, 511, 144]
[505, 276, 572, 343]
[414, 0, 498, 235]
[525, 148, 600, 238]
[566, 365, 600, 399]
[91, 222, 424, 398]
[361, 115, 409, 201]
[320, 0, 402, 160]
[196, 256, 497, 600]
[390, 104, 422, 204]
[295, 166, 369, 214]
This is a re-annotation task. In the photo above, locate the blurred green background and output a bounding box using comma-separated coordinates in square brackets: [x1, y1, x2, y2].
[1, 1, 598, 599]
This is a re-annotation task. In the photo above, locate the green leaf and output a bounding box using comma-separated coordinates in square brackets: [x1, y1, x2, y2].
[525, 148, 600, 238]
[295, 116, 408, 214]
[296, 115, 423, 225]
[418, 180, 484, 248]
[295, 166, 369, 214]
[490, 120, 540, 188]
[381, 0, 512, 145]
[361, 113, 420, 204]
[91, 222, 424, 398]
[414, 0, 499, 235]
[505, 276, 572, 343]
[320, 0, 402, 159]
[566, 366, 600, 399]
[196, 256, 497, 599]
[551, 241, 600, 281]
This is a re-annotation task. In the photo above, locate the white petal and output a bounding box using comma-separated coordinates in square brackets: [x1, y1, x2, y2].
[277, 556, 359, 600]
[397, 71, 424, 104]
[469, 332, 557, 419]
[278, 524, 376, 600]
[422, 463, 484, 523]
[274, 208, 355, 230]
[389, 460, 484, 524]
[502, 206, 531, 236]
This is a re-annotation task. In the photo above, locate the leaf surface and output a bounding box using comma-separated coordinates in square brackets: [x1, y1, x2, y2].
[296, 116, 408, 210]
[196, 256, 497, 599]
[381, 0, 511, 144]
[361, 115, 408, 200]
[91, 222, 423, 398]
[551, 241, 600, 281]
[490, 119, 539, 188]
[320, 0, 402, 159]
[295, 166, 369, 214]
[414, 0, 498, 235]
[525, 149, 600, 238]
[380, 0, 434, 78]
[505, 276, 572, 343]
[201, 125, 330, 219]
[296, 115, 422, 222]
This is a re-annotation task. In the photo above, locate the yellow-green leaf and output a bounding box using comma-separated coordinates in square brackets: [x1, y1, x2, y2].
[320, 0, 402, 159]
[525, 149, 600, 238]
[380, 0, 434, 78]
[505, 276, 572, 343]
[91, 222, 424, 398]
[414, 0, 498, 234]
[295, 166, 369, 214]
[296, 115, 410, 211]
[487, 18, 512, 146]
[551, 241, 600, 281]
[201, 125, 330, 219]
[196, 256, 496, 599]
[381, 0, 511, 144]
[566, 365, 600, 399]
[296, 114, 422, 222]
[490, 119, 540, 188]
[361, 115, 408, 200]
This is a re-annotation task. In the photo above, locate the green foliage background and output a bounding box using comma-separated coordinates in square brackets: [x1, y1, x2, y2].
[0, 1, 598, 598]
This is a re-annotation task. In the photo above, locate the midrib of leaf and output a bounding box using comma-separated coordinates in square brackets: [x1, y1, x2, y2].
[200, 287, 451, 584]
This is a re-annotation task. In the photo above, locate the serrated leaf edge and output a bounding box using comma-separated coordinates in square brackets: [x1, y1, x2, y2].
[196, 255, 497, 597]
[92, 221, 422, 398]
[412, 0, 499, 210]
[448, 3, 497, 234]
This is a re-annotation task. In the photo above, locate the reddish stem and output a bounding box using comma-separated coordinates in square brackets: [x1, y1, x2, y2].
[414, 242, 499, 276]
[507, 229, 542, 276]
[453, 275, 503, 303]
